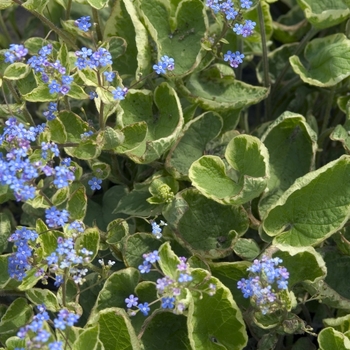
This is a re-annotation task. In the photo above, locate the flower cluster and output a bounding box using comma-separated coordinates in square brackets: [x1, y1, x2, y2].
[16, 304, 79, 350]
[43, 102, 58, 121]
[153, 55, 175, 74]
[237, 256, 290, 315]
[126, 251, 216, 316]
[3, 44, 28, 63]
[150, 220, 167, 239]
[45, 207, 70, 228]
[27, 44, 74, 95]
[75, 16, 92, 32]
[206, 0, 256, 69]
[224, 51, 245, 68]
[8, 227, 38, 281]
[45, 236, 93, 286]
[0, 118, 45, 201]
[75, 47, 113, 70]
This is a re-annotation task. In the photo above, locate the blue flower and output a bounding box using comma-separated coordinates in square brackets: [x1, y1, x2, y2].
[138, 261, 151, 274]
[88, 177, 102, 190]
[125, 294, 139, 308]
[103, 71, 115, 82]
[138, 302, 150, 316]
[75, 16, 92, 32]
[45, 206, 70, 228]
[144, 250, 160, 263]
[161, 297, 175, 309]
[112, 86, 128, 100]
[240, 0, 253, 9]
[4, 44, 28, 63]
[49, 80, 61, 94]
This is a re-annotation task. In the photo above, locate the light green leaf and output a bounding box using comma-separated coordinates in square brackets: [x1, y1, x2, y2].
[22, 0, 49, 13]
[0, 298, 32, 344]
[290, 34, 350, 87]
[4, 63, 30, 80]
[163, 188, 249, 259]
[104, 0, 151, 78]
[0, 255, 21, 291]
[296, 0, 350, 29]
[0, 0, 12, 10]
[166, 111, 223, 179]
[120, 83, 184, 164]
[23, 84, 55, 102]
[67, 186, 87, 221]
[0, 213, 11, 254]
[233, 238, 260, 261]
[140, 0, 207, 76]
[25, 288, 60, 312]
[47, 118, 67, 144]
[88, 268, 140, 324]
[179, 64, 269, 111]
[86, 0, 108, 9]
[158, 242, 181, 280]
[72, 325, 103, 350]
[188, 270, 248, 350]
[318, 328, 350, 350]
[75, 228, 100, 261]
[263, 155, 350, 246]
[259, 111, 317, 217]
[189, 135, 269, 205]
[96, 308, 141, 350]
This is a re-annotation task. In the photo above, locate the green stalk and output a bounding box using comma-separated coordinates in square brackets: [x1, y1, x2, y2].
[12, 0, 78, 50]
[321, 86, 336, 134]
[4, 79, 35, 125]
[92, 7, 103, 43]
[0, 11, 12, 46]
[65, 0, 72, 20]
[257, 1, 270, 121]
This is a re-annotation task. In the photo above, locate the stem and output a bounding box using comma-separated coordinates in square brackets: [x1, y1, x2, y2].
[65, 0, 72, 20]
[257, 1, 271, 121]
[12, 0, 78, 50]
[4, 79, 35, 125]
[62, 268, 69, 307]
[92, 7, 103, 43]
[96, 71, 105, 129]
[321, 86, 336, 134]
[0, 11, 12, 45]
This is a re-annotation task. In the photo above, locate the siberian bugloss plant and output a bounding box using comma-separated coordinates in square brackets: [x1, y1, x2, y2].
[1, 0, 350, 349]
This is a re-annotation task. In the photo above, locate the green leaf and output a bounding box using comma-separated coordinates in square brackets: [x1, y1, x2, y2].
[88, 268, 140, 324]
[163, 188, 249, 259]
[0, 213, 11, 253]
[290, 34, 350, 87]
[106, 219, 128, 244]
[51, 187, 69, 206]
[0, 298, 32, 344]
[102, 127, 125, 150]
[67, 82, 89, 99]
[120, 83, 184, 164]
[115, 183, 162, 217]
[115, 122, 147, 153]
[209, 261, 251, 309]
[324, 314, 350, 333]
[25, 288, 60, 312]
[140, 0, 207, 76]
[330, 125, 350, 153]
[23, 84, 55, 102]
[233, 238, 260, 261]
[158, 242, 181, 280]
[75, 228, 100, 261]
[58, 111, 90, 142]
[178, 64, 269, 111]
[188, 270, 248, 350]
[96, 308, 141, 350]
[0, 255, 21, 291]
[22, 0, 49, 13]
[274, 245, 326, 287]
[67, 186, 87, 221]
[296, 0, 350, 29]
[189, 135, 269, 205]
[140, 312, 190, 350]
[318, 328, 350, 350]
[47, 118, 67, 144]
[104, 0, 151, 78]
[263, 155, 350, 246]
[72, 325, 102, 350]
[259, 111, 317, 217]
[0, 0, 12, 10]
[86, 0, 108, 9]
[4, 63, 30, 80]
[166, 111, 223, 179]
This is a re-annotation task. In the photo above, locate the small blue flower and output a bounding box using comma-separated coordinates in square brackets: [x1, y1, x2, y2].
[138, 302, 150, 316]
[112, 86, 128, 100]
[125, 294, 139, 308]
[161, 297, 175, 309]
[138, 261, 151, 274]
[49, 80, 61, 94]
[240, 0, 253, 9]
[75, 16, 92, 32]
[88, 177, 102, 190]
[103, 71, 115, 82]
[45, 206, 70, 228]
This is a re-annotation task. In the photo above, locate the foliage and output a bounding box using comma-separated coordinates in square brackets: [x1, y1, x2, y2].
[0, 0, 350, 349]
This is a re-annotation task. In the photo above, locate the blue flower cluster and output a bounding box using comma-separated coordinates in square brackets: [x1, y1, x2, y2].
[17, 304, 79, 350]
[75, 16, 92, 32]
[151, 220, 167, 239]
[206, 0, 256, 69]
[28, 44, 74, 95]
[45, 236, 93, 286]
[153, 55, 175, 74]
[3, 44, 28, 63]
[8, 227, 38, 281]
[43, 102, 58, 121]
[75, 47, 113, 70]
[127, 251, 216, 316]
[0, 118, 45, 201]
[224, 51, 245, 68]
[237, 256, 290, 315]
[45, 207, 70, 228]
